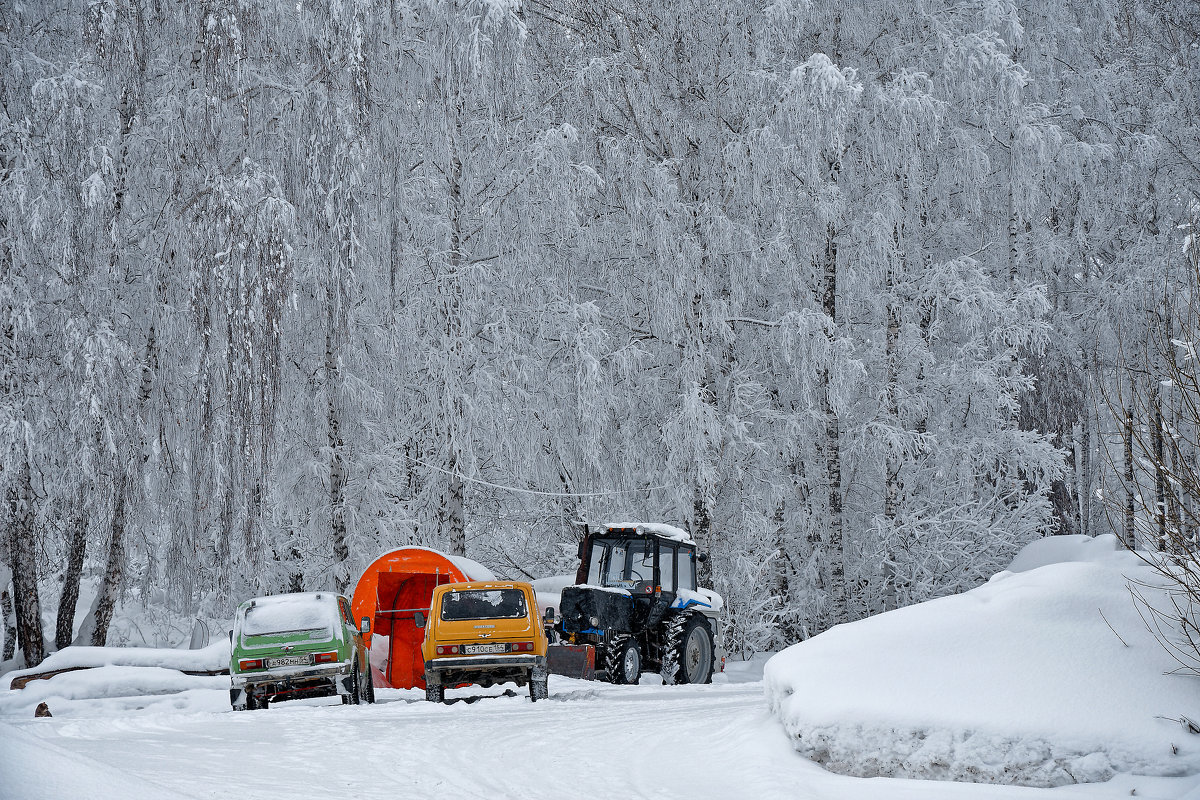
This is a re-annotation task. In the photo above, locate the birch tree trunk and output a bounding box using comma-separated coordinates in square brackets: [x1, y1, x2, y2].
[819, 220, 847, 624]
[55, 492, 87, 650]
[7, 455, 44, 666]
[882, 252, 902, 613]
[90, 474, 127, 647]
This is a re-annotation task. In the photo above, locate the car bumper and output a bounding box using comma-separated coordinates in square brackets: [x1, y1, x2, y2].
[232, 662, 353, 701]
[428, 654, 545, 670]
[424, 654, 547, 687]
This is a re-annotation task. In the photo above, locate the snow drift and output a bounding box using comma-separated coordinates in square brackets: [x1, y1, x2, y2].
[764, 534, 1200, 787]
[4, 640, 230, 689]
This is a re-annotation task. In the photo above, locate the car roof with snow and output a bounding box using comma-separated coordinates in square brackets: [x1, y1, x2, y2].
[236, 592, 343, 636]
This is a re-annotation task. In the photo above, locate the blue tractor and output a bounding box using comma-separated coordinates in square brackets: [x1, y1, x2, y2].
[549, 524, 723, 684]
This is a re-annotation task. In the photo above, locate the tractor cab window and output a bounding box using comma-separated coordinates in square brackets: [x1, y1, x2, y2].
[586, 537, 653, 588]
[659, 543, 676, 591]
[676, 547, 697, 591]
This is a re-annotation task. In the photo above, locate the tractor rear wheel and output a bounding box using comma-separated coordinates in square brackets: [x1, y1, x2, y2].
[676, 615, 715, 684]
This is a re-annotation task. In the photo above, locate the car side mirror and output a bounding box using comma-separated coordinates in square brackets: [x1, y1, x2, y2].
[413, 611, 426, 629]
[543, 607, 554, 624]
[228, 630, 233, 644]
[360, 617, 371, 634]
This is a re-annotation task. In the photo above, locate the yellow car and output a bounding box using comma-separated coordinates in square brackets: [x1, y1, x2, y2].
[416, 581, 550, 703]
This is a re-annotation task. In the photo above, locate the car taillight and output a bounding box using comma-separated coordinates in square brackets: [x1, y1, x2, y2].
[238, 658, 265, 671]
[436, 645, 460, 655]
[314, 652, 339, 664]
[511, 642, 535, 652]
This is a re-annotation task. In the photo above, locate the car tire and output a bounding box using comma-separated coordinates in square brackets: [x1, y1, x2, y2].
[363, 664, 375, 704]
[425, 682, 445, 703]
[343, 662, 361, 705]
[676, 614, 715, 685]
[608, 637, 641, 685]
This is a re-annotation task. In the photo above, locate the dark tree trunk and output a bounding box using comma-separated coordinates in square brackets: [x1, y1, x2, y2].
[55, 495, 87, 650]
[1124, 393, 1136, 550]
[440, 119, 467, 558]
[91, 474, 127, 647]
[1152, 387, 1167, 552]
[692, 487, 714, 587]
[8, 457, 45, 666]
[1, 586, 15, 661]
[327, 323, 349, 592]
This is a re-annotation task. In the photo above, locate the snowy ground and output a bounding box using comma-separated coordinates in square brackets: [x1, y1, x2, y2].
[4, 535, 1200, 799]
[2, 668, 1199, 800]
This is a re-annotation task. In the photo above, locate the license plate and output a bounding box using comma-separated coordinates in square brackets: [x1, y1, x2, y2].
[269, 655, 312, 668]
[463, 643, 508, 655]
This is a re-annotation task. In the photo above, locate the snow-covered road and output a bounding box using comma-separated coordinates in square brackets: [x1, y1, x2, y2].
[4, 673, 1196, 800]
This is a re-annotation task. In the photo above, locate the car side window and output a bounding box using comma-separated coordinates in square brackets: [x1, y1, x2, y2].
[338, 597, 353, 625]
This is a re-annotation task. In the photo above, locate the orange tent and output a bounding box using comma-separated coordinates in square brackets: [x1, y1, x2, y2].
[350, 547, 494, 690]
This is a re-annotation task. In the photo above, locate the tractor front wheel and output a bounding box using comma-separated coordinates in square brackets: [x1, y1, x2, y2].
[608, 637, 641, 685]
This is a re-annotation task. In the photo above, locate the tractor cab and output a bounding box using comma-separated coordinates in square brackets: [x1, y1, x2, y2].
[575, 525, 702, 600]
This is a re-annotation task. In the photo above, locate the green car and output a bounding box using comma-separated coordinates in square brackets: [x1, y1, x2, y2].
[229, 591, 374, 710]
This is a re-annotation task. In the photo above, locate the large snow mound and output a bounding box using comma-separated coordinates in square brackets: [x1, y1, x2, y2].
[764, 534, 1200, 787]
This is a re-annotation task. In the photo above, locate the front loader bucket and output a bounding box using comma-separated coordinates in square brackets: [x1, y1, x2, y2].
[547, 644, 596, 680]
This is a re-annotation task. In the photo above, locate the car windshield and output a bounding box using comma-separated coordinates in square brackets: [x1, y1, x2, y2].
[440, 589, 527, 621]
[241, 596, 338, 637]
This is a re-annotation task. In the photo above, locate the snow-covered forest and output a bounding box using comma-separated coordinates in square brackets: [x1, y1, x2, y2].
[1, 0, 1197, 665]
